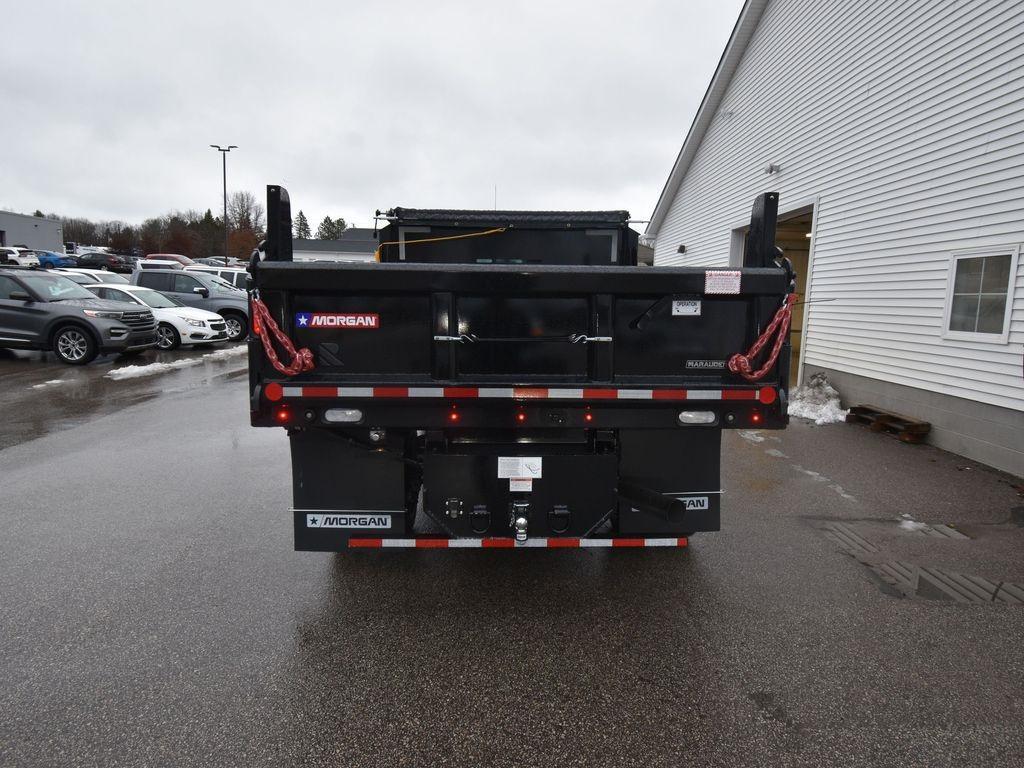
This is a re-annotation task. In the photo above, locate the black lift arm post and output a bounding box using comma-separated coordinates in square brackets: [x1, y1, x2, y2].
[265, 185, 293, 263]
[744, 192, 779, 268]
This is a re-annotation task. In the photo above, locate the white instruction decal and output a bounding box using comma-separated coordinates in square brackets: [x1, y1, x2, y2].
[307, 513, 392, 529]
[672, 299, 701, 316]
[509, 479, 533, 492]
[498, 456, 543, 479]
[704, 270, 742, 295]
[675, 496, 709, 511]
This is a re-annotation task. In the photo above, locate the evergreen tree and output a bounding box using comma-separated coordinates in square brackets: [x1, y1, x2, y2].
[294, 210, 311, 239]
[315, 216, 335, 239]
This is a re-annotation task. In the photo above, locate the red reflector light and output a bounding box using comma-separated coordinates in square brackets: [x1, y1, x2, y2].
[448, 411, 460, 423]
[274, 406, 291, 424]
[584, 412, 593, 423]
[264, 382, 283, 402]
[750, 410, 762, 424]
[516, 411, 526, 423]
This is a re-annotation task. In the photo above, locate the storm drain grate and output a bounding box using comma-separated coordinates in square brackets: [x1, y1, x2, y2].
[823, 522, 879, 555]
[819, 523, 1022, 605]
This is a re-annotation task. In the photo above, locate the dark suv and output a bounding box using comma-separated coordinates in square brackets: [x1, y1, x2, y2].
[0, 268, 157, 364]
[77, 252, 133, 273]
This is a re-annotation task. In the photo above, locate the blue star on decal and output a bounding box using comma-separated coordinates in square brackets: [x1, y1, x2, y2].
[295, 312, 312, 327]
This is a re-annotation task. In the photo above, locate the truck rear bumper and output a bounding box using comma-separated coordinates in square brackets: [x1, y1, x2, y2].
[344, 536, 688, 549]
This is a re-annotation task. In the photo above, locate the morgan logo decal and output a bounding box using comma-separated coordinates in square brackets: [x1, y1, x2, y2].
[676, 496, 709, 511]
[296, 312, 380, 329]
[307, 513, 392, 529]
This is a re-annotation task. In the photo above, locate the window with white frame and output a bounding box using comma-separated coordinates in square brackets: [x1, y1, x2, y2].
[944, 247, 1018, 342]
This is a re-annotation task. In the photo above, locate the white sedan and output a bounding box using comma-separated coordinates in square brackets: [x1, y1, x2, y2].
[85, 283, 230, 350]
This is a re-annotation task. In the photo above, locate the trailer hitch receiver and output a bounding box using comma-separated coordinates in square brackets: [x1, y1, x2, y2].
[510, 501, 529, 542]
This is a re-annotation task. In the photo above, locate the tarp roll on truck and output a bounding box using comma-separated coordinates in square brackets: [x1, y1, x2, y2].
[248, 185, 794, 550]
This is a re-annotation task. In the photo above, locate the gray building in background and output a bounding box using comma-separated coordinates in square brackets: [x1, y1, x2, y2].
[293, 228, 378, 262]
[0, 211, 63, 252]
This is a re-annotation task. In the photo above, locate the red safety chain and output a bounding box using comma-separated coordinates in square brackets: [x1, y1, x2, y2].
[250, 295, 315, 376]
[727, 293, 796, 382]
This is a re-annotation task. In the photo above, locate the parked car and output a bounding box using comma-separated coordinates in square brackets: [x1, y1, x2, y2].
[0, 247, 40, 267]
[135, 259, 184, 271]
[84, 283, 230, 350]
[131, 269, 249, 341]
[32, 250, 76, 268]
[0, 268, 157, 364]
[76, 252, 132, 273]
[184, 265, 248, 290]
[145, 253, 196, 267]
[51, 268, 131, 285]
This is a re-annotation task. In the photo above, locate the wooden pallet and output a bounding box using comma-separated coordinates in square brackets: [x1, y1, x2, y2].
[846, 404, 931, 444]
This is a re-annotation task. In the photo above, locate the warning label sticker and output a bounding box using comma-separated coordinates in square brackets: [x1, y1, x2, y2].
[509, 479, 533, 492]
[704, 270, 742, 295]
[498, 457, 543, 479]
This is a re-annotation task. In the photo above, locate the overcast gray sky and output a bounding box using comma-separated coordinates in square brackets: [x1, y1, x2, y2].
[2, 0, 742, 229]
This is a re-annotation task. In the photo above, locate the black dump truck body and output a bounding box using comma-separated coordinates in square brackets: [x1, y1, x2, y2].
[249, 186, 792, 550]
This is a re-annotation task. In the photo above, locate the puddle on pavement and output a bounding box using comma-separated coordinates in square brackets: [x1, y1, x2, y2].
[0, 345, 248, 451]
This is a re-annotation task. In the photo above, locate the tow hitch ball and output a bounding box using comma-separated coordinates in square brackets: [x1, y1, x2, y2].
[510, 501, 529, 542]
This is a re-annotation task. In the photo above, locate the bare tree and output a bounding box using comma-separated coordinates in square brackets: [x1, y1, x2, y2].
[227, 191, 265, 235]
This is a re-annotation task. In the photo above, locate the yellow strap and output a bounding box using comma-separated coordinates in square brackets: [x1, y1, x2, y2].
[374, 227, 507, 262]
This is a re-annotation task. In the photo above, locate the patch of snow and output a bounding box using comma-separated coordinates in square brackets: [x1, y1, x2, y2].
[106, 359, 202, 380]
[828, 483, 856, 501]
[31, 379, 66, 389]
[899, 519, 930, 532]
[203, 345, 248, 360]
[764, 448, 789, 458]
[738, 430, 765, 443]
[105, 344, 248, 381]
[788, 372, 848, 425]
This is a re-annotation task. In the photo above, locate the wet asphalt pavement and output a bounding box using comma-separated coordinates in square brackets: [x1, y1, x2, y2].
[1, 349, 1023, 767]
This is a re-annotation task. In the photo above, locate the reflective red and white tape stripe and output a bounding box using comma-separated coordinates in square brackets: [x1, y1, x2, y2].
[268, 383, 777, 405]
[347, 537, 688, 549]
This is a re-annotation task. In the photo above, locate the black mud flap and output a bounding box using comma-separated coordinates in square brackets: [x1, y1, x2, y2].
[290, 428, 410, 551]
[616, 429, 721, 535]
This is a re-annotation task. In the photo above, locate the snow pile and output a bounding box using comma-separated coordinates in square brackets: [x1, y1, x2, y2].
[106, 344, 247, 380]
[788, 372, 848, 425]
[203, 345, 248, 360]
[107, 358, 202, 380]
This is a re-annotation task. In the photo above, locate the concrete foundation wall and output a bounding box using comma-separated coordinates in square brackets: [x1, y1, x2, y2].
[804, 365, 1023, 478]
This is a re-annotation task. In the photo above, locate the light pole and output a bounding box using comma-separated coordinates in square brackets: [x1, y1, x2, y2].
[210, 144, 237, 265]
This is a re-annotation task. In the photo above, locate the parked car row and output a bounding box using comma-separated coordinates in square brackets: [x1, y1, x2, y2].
[0, 263, 249, 365]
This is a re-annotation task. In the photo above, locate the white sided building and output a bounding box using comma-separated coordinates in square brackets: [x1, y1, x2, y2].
[646, 0, 1024, 475]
